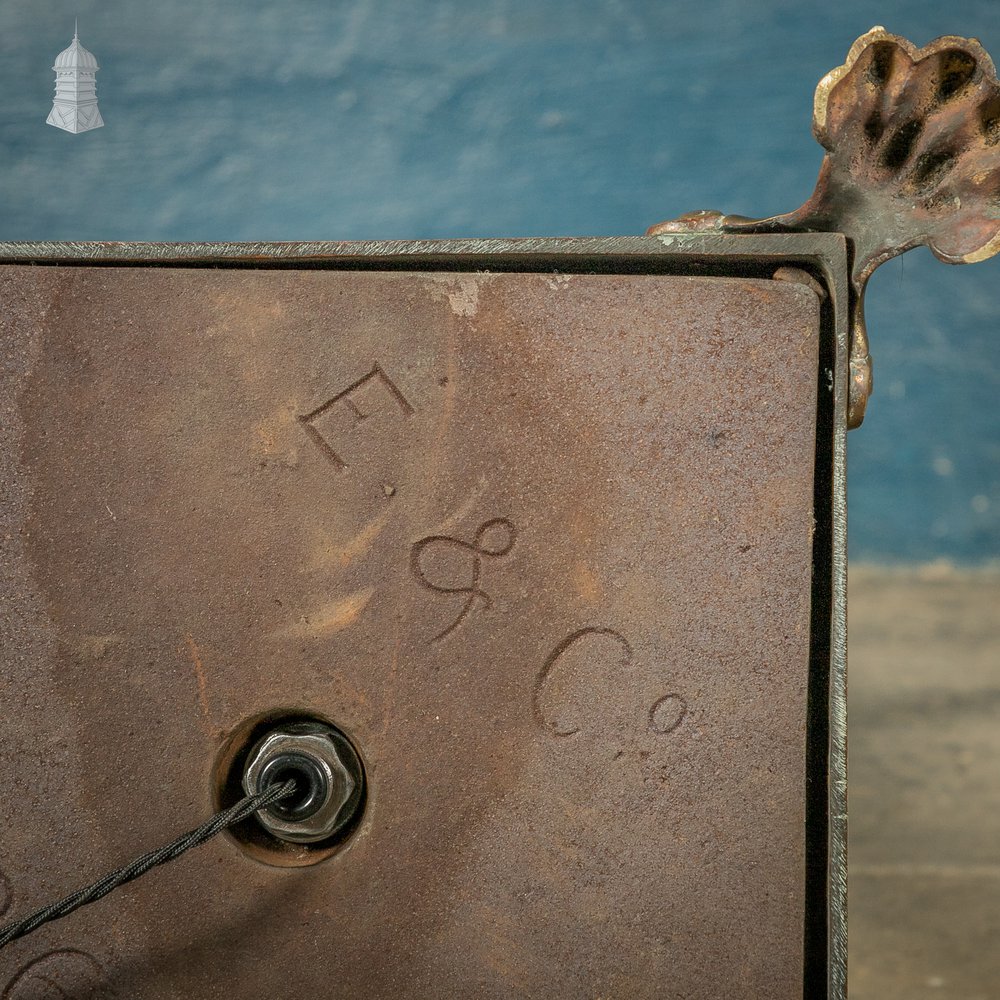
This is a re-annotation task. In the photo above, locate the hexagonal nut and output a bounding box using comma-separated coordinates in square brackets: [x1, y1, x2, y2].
[242, 726, 359, 844]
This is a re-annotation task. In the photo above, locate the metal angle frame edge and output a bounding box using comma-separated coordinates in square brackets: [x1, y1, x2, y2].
[0, 234, 849, 1000]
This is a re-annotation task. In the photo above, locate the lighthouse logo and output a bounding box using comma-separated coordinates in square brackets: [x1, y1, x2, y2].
[46, 21, 104, 133]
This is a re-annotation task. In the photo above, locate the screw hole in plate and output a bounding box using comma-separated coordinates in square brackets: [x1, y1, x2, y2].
[213, 709, 367, 868]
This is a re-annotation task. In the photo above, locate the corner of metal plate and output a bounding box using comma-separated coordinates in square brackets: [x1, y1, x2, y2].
[0, 233, 849, 1000]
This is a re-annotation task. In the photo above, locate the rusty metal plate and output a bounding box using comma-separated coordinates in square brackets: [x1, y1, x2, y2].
[0, 264, 820, 998]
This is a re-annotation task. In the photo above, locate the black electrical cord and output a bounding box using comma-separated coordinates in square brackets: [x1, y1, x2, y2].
[0, 778, 296, 950]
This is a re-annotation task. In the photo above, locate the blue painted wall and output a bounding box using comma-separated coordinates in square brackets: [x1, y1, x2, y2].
[1, 1, 997, 563]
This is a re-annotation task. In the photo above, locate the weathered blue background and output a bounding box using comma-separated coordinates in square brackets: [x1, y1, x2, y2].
[1, 1, 997, 563]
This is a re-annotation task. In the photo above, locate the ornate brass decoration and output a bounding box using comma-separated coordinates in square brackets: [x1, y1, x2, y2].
[649, 27, 1000, 428]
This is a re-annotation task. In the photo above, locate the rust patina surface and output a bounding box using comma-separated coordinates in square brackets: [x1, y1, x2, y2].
[0, 265, 820, 998]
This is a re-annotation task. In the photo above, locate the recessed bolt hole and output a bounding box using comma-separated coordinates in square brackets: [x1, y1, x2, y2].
[213, 711, 367, 868]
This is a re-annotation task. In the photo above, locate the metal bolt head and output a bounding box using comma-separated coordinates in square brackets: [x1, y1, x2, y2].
[242, 723, 361, 844]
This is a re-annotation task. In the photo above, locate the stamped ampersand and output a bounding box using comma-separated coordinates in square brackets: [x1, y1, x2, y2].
[410, 517, 517, 644]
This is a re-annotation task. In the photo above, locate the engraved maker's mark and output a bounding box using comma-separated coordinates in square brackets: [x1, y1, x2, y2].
[2, 949, 109, 999]
[299, 364, 415, 470]
[535, 627, 688, 740]
[649, 693, 688, 734]
[534, 628, 633, 737]
[410, 518, 517, 644]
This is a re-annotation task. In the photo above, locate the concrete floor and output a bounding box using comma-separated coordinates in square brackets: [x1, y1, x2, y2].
[848, 567, 1000, 1000]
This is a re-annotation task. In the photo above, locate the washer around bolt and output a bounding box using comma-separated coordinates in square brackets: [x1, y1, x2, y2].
[242, 722, 364, 844]
[258, 752, 330, 822]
